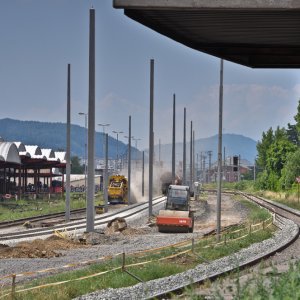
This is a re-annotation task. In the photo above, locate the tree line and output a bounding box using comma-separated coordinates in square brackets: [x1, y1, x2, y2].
[256, 100, 300, 191]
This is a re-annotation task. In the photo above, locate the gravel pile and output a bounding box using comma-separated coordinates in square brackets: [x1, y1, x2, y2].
[74, 216, 299, 300]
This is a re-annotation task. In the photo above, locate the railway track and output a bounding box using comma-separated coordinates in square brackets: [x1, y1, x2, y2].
[0, 196, 166, 243]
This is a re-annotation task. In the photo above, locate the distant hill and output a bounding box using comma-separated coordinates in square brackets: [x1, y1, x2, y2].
[0, 118, 129, 159]
[155, 133, 257, 165]
[0, 119, 257, 164]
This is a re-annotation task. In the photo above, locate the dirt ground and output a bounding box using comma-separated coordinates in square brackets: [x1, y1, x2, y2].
[0, 193, 248, 259]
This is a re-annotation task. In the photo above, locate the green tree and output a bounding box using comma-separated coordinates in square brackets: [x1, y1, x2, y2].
[71, 156, 84, 174]
[280, 149, 300, 189]
[266, 135, 296, 176]
[287, 123, 299, 146]
[256, 127, 274, 169]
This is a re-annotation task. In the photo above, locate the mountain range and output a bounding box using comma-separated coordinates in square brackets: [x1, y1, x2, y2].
[0, 118, 257, 164]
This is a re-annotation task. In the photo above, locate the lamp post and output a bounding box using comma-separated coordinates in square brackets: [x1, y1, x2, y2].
[78, 112, 88, 201]
[113, 130, 123, 171]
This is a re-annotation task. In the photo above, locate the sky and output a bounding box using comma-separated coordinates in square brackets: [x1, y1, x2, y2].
[1, 0, 300, 150]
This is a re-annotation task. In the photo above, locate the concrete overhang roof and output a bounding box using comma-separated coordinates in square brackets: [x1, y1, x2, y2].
[113, 0, 300, 68]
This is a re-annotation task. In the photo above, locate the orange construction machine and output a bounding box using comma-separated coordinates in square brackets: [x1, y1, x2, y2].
[156, 185, 194, 233]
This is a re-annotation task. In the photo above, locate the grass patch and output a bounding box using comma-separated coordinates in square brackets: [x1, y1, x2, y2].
[0, 193, 104, 222]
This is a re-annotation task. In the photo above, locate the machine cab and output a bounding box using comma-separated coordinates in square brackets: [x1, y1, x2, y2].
[165, 185, 190, 211]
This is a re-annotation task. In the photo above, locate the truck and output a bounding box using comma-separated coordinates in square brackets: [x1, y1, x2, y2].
[107, 175, 128, 204]
[156, 185, 194, 233]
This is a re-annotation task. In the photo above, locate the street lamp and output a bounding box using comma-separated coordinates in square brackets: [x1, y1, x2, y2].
[113, 130, 123, 171]
[78, 112, 88, 200]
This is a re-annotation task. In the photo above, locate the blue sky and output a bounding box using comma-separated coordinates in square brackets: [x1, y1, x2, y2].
[1, 0, 300, 150]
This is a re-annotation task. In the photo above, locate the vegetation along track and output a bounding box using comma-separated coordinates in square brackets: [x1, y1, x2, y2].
[0, 196, 165, 243]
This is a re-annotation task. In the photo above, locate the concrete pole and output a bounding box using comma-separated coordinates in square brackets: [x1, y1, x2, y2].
[86, 8, 95, 232]
[223, 146, 226, 181]
[142, 151, 145, 197]
[159, 139, 161, 167]
[193, 130, 195, 184]
[65, 63, 71, 222]
[84, 115, 87, 201]
[183, 107, 186, 185]
[104, 133, 108, 212]
[217, 59, 224, 239]
[128, 115, 131, 205]
[190, 120, 193, 189]
[172, 93, 176, 184]
[149, 59, 154, 217]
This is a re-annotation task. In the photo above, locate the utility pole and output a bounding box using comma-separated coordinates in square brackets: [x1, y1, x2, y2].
[142, 151, 145, 197]
[65, 63, 71, 222]
[172, 93, 176, 184]
[216, 59, 224, 240]
[193, 130, 195, 184]
[183, 107, 186, 185]
[149, 59, 154, 218]
[207, 150, 212, 183]
[128, 116, 132, 205]
[86, 7, 95, 232]
[104, 133, 108, 212]
[190, 121, 193, 189]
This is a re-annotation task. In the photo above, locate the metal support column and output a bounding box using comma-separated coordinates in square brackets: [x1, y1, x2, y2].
[86, 8, 95, 232]
[149, 59, 154, 217]
[65, 63, 71, 222]
[216, 59, 224, 239]
[172, 93, 176, 184]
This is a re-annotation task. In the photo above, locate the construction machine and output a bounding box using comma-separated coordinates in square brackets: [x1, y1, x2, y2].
[156, 185, 194, 233]
[107, 175, 128, 204]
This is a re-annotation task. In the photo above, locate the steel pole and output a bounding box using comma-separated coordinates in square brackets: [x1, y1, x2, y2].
[172, 93, 176, 184]
[149, 59, 154, 217]
[217, 59, 224, 239]
[86, 8, 95, 232]
[65, 63, 71, 222]
[128, 116, 131, 205]
[84, 115, 87, 201]
[142, 151, 145, 197]
[105, 133, 108, 212]
[193, 130, 195, 184]
[190, 121, 193, 189]
[183, 107, 186, 185]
